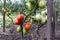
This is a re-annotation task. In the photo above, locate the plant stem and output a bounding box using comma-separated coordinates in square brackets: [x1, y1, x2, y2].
[20, 21, 23, 40]
[37, 23, 39, 34]
[2, 0, 6, 32]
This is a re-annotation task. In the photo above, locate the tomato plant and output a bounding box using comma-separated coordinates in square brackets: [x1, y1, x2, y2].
[1, 0, 48, 38]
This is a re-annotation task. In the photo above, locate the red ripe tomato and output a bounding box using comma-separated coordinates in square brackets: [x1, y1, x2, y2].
[15, 19, 20, 25]
[25, 22, 31, 31]
[17, 14, 24, 22]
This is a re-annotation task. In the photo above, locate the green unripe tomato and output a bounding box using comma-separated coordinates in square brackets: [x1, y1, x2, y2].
[30, 16, 37, 23]
[41, 16, 46, 24]
[23, 28, 29, 35]
[35, 14, 42, 21]
[26, 2, 34, 11]
[16, 26, 21, 32]
[38, 0, 46, 9]
[41, 11, 46, 16]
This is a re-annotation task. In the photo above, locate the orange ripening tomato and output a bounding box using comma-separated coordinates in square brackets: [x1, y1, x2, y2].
[15, 19, 20, 25]
[25, 22, 31, 31]
[2, 8, 7, 13]
[4, 9, 6, 13]
[17, 14, 24, 22]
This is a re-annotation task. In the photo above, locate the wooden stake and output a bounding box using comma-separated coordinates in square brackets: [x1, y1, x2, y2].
[47, 0, 55, 40]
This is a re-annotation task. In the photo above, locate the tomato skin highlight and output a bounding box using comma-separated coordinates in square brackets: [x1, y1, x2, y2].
[17, 14, 24, 22]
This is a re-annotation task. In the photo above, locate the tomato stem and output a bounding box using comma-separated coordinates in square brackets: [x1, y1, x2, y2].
[20, 21, 23, 40]
[2, 0, 6, 32]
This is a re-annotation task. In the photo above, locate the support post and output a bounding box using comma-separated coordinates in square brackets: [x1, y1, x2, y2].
[47, 0, 55, 40]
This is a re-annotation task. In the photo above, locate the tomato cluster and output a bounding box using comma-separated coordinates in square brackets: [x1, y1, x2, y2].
[15, 14, 24, 25]
[16, 22, 31, 35]
[15, 14, 31, 35]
